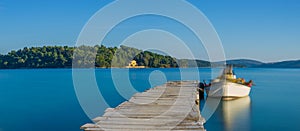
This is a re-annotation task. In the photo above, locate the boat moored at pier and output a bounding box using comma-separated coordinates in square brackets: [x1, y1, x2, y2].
[207, 65, 253, 99]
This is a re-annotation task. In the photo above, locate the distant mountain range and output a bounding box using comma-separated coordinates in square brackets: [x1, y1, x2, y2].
[226, 59, 264, 67]
[225, 59, 300, 68]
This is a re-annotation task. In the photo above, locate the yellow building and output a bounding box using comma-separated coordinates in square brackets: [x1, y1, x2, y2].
[129, 60, 137, 67]
[126, 60, 145, 68]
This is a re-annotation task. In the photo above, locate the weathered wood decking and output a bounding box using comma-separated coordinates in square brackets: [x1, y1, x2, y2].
[81, 81, 206, 131]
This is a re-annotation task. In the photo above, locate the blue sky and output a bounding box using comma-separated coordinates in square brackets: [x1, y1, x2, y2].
[0, 0, 299, 62]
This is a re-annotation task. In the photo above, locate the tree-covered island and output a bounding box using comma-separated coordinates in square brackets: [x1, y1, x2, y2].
[0, 45, 211, 69]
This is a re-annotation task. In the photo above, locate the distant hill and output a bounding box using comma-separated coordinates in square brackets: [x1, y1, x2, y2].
[225, 59, 300, 68]
[0, 45, 299, 69]
[177, 59, 266, 68]
[255, 60, 300, 68]
[226, 59, 264, 67]
[0, 45, 180, 69]
[177, 59, 211, 67]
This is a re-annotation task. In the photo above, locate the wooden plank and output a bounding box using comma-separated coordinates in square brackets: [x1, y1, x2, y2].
[81, 81, 205, 131]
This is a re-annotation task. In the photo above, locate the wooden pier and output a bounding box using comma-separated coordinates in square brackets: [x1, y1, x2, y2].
[81, 81, 206, 131]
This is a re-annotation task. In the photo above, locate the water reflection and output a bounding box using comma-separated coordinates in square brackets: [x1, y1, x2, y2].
[222, 97, 251, 131]
[203, 96, 251, 131]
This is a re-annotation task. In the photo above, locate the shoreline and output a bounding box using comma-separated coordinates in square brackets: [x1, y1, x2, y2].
[0, 67, 300, 70]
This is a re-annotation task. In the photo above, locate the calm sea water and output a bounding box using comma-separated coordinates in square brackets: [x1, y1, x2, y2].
[0, 68, 300, 131]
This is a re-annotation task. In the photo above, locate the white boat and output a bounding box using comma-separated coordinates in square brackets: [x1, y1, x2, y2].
[207, 66, 253, 99]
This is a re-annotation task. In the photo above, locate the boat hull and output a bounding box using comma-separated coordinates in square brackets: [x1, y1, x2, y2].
[208, 81, 251, 98]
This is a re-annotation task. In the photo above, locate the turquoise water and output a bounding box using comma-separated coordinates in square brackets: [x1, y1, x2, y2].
[205, 68, 300, 131]
[0, 68, 300, 131]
